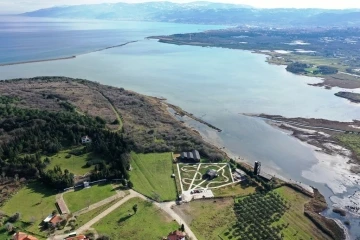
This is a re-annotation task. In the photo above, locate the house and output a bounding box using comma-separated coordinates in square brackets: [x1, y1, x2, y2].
[180, 150, 200, 162]
[49, 215, 62, 227]
[81, 136, 92, 144]
[166, 230, 186, 240]
[12, 232, 38, 240]
[234, 169, 247, 181]
[205, 169, 218, 179]
[65, 235, 89, 240]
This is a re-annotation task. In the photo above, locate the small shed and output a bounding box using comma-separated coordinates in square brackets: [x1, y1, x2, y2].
[205, 169, 218, 179]
[43, 214, 53, 223]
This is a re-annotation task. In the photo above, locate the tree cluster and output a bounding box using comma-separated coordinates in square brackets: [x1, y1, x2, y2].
[0, 105, 129, 189]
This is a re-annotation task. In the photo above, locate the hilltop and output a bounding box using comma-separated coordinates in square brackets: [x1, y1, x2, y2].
[21, 2, 360, 27]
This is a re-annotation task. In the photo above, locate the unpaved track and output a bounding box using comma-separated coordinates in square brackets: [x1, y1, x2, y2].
[50, 190, 198, 240]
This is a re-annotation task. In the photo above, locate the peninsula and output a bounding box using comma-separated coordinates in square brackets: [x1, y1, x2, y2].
[0, 77, 345, 240]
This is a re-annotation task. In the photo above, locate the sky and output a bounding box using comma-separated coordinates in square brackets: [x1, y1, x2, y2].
[1, 0, 360, 14]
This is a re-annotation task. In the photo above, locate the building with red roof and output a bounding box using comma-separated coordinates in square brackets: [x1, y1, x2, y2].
[167, 230, 186, 240]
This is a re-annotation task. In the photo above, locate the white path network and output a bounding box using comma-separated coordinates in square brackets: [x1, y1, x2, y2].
[178, 163, 240, 192]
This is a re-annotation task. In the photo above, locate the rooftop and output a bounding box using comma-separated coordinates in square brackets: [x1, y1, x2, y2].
[12, 232, 38, 240]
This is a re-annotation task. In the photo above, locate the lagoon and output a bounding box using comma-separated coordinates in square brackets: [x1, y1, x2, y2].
[1, 16, 360, 237]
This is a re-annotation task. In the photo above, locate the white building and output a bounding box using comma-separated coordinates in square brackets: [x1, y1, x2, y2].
[81, 136, 92, 144]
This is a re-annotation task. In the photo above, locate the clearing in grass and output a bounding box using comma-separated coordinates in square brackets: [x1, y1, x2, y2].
[63, 183, 116, 212]
[93, 197, 178, 239]
[45, 148, 101, 176]
[129, 152, 177, 201]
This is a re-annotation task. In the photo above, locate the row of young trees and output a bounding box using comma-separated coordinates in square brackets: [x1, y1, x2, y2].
[0, 105, 130, 189]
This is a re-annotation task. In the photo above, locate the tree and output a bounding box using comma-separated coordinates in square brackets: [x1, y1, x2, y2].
[5, 223, 14, 233]
[133, 204, 138, 214]
[9, 212, 21, 223]
[97, 235, 110, 240]
[127, 181, 133, 189]
[180, 223, 185, 232]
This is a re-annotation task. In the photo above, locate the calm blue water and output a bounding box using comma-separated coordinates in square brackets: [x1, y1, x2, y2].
[0, 16, 359, 238]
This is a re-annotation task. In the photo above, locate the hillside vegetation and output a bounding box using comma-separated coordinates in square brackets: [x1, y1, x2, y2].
[0, 77, 224, 191]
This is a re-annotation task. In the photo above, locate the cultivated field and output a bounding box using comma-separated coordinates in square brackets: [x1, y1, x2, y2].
[63, 183, 116, 212]
[93, 197, 178, 239]
[129, 152, 177, 201]
[219, 186, 330, 240]
[273, 187, 330, 240]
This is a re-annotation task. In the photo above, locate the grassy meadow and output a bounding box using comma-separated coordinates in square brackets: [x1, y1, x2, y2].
[0, 182, 58, 238]
[173, 198, 235, 240]
[45, 149, 96, 175]
[93, 197, 178, 239]
[129, 152, 177, 201]
[63, 183, 116, 212]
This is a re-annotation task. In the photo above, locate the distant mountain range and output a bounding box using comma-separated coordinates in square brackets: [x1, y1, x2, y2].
[21, 1, 360, 27]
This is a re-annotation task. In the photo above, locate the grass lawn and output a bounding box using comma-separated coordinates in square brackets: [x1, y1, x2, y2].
[273, 186, 330, 240]
[63, 183, 116, 212]
[45, 149, 98, 175]
[75, 199, 119, 227]
[129, 152, 177, 201]
[93, 197, 178, 239]
[212, 183, 256, 197]
[1, 182, 58, 238]
[173, 198, 235, 240]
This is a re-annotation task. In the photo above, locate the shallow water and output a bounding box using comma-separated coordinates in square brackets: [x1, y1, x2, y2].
[1, 16, 360, 238]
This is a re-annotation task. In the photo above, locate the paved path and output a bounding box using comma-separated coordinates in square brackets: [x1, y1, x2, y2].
[51, 190, 198, 240]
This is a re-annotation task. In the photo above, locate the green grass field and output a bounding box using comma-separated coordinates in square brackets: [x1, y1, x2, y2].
[45, 149, 97, 175]
[0, 182, 57, 238]
[336, 134, 360, 158]
[75, 199, 119, 227]
[212, 183, 256, 197]
[63, 183, 116, 212]
[93, 197, 178, 239]
[173, 198, 235, 240]
[129, 152, 177, 201]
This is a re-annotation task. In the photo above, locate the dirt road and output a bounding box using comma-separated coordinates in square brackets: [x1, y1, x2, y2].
[51, 190, 198, 240]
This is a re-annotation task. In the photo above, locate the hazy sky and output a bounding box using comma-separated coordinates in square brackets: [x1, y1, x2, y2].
[2, 0, 360, 14]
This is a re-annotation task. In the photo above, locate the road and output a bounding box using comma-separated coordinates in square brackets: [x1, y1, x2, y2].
[50, 190, 198, 240]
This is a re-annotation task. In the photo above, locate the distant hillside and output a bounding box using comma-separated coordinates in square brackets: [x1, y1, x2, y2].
[21, 1, 360, 27]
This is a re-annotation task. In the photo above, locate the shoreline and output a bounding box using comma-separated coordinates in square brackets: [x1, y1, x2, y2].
[171, 109, 348, 239]
[0, 40, 138, 67]
[151, 37, 360, 90]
